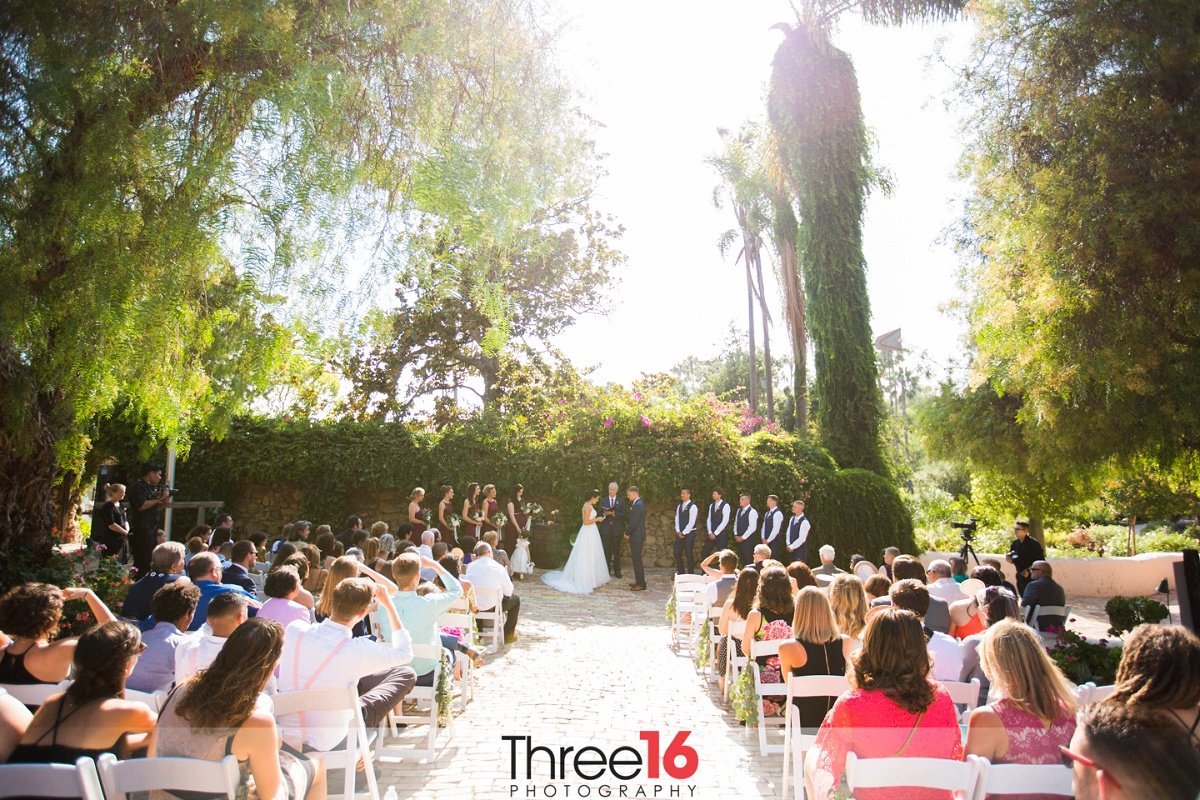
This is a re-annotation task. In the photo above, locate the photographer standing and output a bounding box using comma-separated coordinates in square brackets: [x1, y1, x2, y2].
[1005, 520, 1045, 595]
[127, 462, 172, 576]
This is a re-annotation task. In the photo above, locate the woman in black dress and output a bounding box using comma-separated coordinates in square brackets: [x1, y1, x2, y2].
[778, 587, 858, 731]
[95, 483, 129, 560]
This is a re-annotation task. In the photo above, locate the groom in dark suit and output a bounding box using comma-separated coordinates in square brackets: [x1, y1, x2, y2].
[598, 481, 625, 579]
[624, 486, 647, 591]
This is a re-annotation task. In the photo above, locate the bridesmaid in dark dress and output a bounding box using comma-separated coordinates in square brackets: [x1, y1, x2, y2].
[778, 587, 857, 731]
[407, 487, 427, 545]
[502, 484, 526, 558]
[460, 482, 483, 549]
[436, 485, 456, 548]
[479, 484, 499, 537]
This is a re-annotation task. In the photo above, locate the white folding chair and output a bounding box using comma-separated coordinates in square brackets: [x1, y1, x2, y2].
[437, 607, 476, 711]
[474, 587, 506, 654]
[702, 605, 723, 680]
[749, 639, 788, 756]
[272, 684, 380, 800]
[671, 576, 707, 652]
[723, 620, 747, 701]
[982, 761, 1074, 797]
[123, 688, 167, 712]
[1079, 682, 1116, 704]
[97, 753, 239, 800]
[1026, 604, 1070, 629]
[1, 681, 70, 708]
[939, 678, 982, 722]
[0, 756, 104, 800]
[376, 643, 446, 763]
[845, 752, 983, 798]
[781, 674, 850, 800]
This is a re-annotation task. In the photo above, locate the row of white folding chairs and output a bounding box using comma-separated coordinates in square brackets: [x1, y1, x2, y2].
[670, 574, 716, 652]
[437, 597, 477, 712]
[367, 607, 450, 765]
[0, 754, 240, 800]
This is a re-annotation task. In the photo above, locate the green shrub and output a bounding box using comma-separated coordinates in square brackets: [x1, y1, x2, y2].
[1105, 596, 1170, 637]
[809, 469, 917, 565]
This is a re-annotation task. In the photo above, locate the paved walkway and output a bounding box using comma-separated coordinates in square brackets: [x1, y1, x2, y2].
[376, 568, 778, 800]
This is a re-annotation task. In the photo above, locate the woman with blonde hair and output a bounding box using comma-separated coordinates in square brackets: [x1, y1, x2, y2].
[965, 619, 1076, 789]
[778, 587, 856, 731]
[315, 556, 397, 638]
[827, 574, 868, 642]
[298, 543, 327, 594]
[1108, 624, 1200, 743]
[407, 487, 428, 544]
[94, 483, 129, 559]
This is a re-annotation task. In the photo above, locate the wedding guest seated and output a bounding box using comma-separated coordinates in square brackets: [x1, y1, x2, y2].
[259, 567, 312, 630]
[925, 559, 964, 605]
[787, 560, 819, 591]
[249, 531, 269, 564]
[889, 579, 962, 682]
[879, 546, 900, 580]
[184, 536, 207, 567]
[127, 581, 200, 693]
[700, 550, 739, 607]
[316, 530, 338, 567]
[465, 542, 520, 644]
[215, 541, 235, 569]
[716, 568, 759, 695]
[982, 557, 1019, 597]
[280, 554, 316, 611]
[270, 542, 299, 572]
[336, 516, 362, 549]
[222, 540, 258, 593]
[299, 544, 327, 595]
[279, 579, 417, 754]
[0, 583, 117, 686]
[958, 586, 1020, 698]
[744, 566, 796, 717]
[388, 553, 462, 685]
[1021, 560, 1066, 631]
[481, 531, 509, 568]
[437, 553, 476, 612]
[378, 530, 397, 562]
[863, 574, 891, 604]
[750, 543, 772, 572]
[315, 556, 397, 638]
[122, 541, 187, 621]
[811, 545, 847, 579]
[151, 618, 325, 800]
[966, 619, 1076, 791]
[1064, 702, 1200, 800]
[949, 556, 969, 584]
[188, 552, 259, 631]
[0, 689, 31, 761]
[871, 556, 950, 634]
[175, 593, 250, 686]
[805, 609, 963, 800]
[948, 565, 1005, 639]
[1108, 624, 1200, 744]
[9, 621, 155, 763]
[778, 587, 857, 732]
[827, 574, 868, 644]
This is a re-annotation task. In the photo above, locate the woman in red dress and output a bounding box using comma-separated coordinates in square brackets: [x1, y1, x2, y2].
[407, 487, 427, 545]
[460, 482, 482, 548]
[479, 484, 499, 538]
[436, 485, 456, 547]
[502, 484, 527, 558]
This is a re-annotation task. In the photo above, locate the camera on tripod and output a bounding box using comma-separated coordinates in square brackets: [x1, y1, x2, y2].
[951, 517, 977, 540]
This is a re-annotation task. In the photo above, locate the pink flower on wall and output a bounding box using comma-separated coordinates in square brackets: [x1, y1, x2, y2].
[640, 415, 651, 428]
[603, 417, 615, 429]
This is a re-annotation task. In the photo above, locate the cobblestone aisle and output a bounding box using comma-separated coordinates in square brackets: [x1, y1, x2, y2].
[376, 568, 781, 800]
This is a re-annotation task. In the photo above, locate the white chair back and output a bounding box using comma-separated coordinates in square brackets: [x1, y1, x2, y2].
[1086, 683, 1116, 704]
[272, 684, 380, 800]
[781, 674, 851, 799]
[983, 762, 1074, 796]
[124, 688, 167, 712]
[939, 678, 982, 718]
[474, 586, 506, 653]
[97, 753, 239, 800]
[723, 620, 748, 701]
[845, 752, 983, 796]
[673, 574, 708, 587]
[376, 642, 447, 764]
[0, 757, 103, 800]
[748, 639, 788, 756]
[1, 681, 70, 707]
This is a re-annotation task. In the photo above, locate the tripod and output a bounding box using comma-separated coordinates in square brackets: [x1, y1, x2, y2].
[958, 535, 981, 567]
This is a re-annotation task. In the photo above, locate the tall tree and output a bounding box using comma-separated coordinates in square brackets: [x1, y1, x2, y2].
[767, 164, 808, 432]
[0, 0, 603, 562]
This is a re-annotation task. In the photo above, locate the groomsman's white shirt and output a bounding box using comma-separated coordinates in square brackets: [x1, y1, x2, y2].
[760, 507, 784, 545]
[708, 502, 731, 538]
[735, 506, 760, 540]
[787, 514, 811, 553]
[675, 502, 698, 535]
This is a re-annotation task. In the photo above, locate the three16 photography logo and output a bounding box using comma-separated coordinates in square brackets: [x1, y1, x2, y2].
[503, 731, 699, 798]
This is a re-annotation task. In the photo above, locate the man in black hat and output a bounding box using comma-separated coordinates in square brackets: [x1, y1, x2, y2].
[126, 463, 171, 576]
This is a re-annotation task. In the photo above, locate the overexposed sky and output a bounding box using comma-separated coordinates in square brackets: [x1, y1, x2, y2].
[548, 1, 975, 386]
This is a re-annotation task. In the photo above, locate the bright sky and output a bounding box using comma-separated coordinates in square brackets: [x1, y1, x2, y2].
[549, 1, 976, 387]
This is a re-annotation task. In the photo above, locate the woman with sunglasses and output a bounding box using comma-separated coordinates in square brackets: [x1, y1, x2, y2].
[9, 621, 155, 763]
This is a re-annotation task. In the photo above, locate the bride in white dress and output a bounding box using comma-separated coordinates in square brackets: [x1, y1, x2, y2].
[542, 490, 611, 595]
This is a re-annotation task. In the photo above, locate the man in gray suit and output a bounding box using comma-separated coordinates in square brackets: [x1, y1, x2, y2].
[623, 486, 647, 591]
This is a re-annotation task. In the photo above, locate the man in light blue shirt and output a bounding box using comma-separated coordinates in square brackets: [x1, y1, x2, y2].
[187, 552, 260, 631]
[127, 580, 200, 692]
[388, 553, 462, 685]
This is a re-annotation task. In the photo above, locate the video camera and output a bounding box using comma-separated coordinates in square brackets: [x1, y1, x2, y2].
[951, 517, 978, 541]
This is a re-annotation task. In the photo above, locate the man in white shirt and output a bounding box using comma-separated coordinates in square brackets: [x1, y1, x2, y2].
[418, 530, 437, 581]
[174, 592, 248, 686]
[889, 579, 963, 682]
[732, 494, 760, 567]
[465, 542, 520, 643]
[700, 488, 731, 561]
[785, 500, 811, 565]
[673, 488, 699, 575]
[699, 550, 739, 608]
[759, 495, 785, 563]
[926, 559, 965, 605]
[278, 578, 416, 752]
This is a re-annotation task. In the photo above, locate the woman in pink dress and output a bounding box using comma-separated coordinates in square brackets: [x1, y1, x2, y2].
[806, 608, 963, 800]
[966, 619, 1078, 800]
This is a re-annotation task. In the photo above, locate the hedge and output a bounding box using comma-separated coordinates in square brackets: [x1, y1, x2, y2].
[806, 468, 918, 562]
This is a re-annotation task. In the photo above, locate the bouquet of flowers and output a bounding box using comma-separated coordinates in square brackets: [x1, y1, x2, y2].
[448, 512, 461, 531]
[521, 502, 542, 534]
[491, 512, 508, 530]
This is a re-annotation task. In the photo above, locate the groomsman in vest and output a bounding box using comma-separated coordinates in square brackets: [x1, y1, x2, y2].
[785, 500, 811, 565]
[700, 488, 731, 561]
[598, 482, 625, 579]
[760, 494, 785, 563]
[732, 493, 760, 567]
[673, 488, 699, 575]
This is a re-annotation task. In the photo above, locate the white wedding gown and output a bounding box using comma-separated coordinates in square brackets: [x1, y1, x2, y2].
[542, 504, 610, 595]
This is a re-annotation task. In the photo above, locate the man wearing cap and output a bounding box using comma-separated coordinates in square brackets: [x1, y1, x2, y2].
[126, 462, 172, 576]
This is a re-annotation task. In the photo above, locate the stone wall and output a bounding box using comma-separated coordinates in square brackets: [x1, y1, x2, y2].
[921, 550, 1184, 599]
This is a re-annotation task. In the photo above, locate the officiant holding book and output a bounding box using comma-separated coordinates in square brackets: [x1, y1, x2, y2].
[597, 482, 625, 579]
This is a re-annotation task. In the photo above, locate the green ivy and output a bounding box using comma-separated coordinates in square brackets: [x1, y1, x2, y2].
[694, 619, 711, 671]
[810, 469, 918, 563]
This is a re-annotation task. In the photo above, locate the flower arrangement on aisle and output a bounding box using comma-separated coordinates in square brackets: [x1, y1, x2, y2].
[729, 662, 758, 725]
[693, 620, 711, 670]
